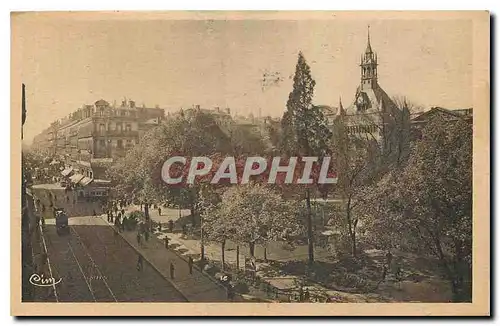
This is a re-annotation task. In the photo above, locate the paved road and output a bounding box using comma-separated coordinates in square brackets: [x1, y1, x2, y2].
[31, 186, 187, 303]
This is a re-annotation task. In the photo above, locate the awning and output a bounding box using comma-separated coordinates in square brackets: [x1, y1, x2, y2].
[70, 174, 84, 184]
[61, 167, 74, 177]
[79, 177, 93, 187]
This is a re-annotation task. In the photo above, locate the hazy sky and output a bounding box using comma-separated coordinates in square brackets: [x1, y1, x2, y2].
[14, 14, 473, 143]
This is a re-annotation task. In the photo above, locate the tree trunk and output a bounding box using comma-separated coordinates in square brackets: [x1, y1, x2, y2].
[350, 231, 357, 258]
[200, 213, 205, 261]
[249, 241, 255, 258]
[236, 245, 240, 270]
[190, 188, 197, 227]
[144, 202, 149, 220]
[306, 188, 314, 265]
[346, 197, 357, 258]
[221, 239, 226, 271]
[264, 246, 267, 262]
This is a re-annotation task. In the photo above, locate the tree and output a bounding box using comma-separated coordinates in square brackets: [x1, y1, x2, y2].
[280, 52, 333, 265]
[360, 115, 472, 302]
[330, 95, 416, 258]
[197, 184, 227, 267]
[216, 183, 303, 260]
[330, 116, 378, 258]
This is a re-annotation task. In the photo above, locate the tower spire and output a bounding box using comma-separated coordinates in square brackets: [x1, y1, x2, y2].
[366, 25, 372, 54]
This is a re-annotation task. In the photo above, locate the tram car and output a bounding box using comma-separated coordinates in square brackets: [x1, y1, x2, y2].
[55, 208, 70, 235]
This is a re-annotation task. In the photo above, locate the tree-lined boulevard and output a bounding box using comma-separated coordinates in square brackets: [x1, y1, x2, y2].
[24, 51, 472, 303]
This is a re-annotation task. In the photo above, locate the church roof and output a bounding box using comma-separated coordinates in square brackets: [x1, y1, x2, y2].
[345, 84, 397, 115]
[411, 107, 473, 123]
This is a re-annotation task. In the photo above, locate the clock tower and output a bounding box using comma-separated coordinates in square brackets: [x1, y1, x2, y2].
[360, 26, 378, 91]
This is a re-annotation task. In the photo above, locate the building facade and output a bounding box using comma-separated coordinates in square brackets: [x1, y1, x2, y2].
[32, 98, 165, 198]
[32, 99, 165, 163]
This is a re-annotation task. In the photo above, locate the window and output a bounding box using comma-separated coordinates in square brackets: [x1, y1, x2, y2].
[99, 124, 106, 132]
[120, 110, 125, 116]
[125, 124, 131, 131]
[117, 140, 123, 148]
[116, 123, 123, 132]
[126, 139, 133, 148]
[99, 140, 105, 147]
[100, 108, 105, 116]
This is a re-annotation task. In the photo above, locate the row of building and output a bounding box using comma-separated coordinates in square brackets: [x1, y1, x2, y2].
[31, 99, 165, 198]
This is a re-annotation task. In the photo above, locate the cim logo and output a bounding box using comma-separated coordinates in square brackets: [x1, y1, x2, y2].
[29, 273, 62, 287]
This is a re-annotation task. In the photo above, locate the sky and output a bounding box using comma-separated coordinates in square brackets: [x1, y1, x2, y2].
[13, 13, 473, 144]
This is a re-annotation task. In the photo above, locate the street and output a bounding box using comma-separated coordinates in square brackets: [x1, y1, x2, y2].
[32, 187, 187, 302]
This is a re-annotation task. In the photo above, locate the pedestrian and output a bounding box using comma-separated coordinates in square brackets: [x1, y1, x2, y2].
[137, 255, 143, 271]
[93, 209, 97, 217]
[226, 284, 234, 301]
[182, 224, 187, 235]
[382, 264, 388, 281]
[118, 219, 123, 232]
[66, 196, 69, 203]
[188, 256, 193, 274]
[304, 289, 310, 302]
[122, 216, 128, 231]
[158, 223, 162, 233]
[164, 236, 169, 248]
[169, 262, 175, 279]
[386, 250, 393, 269]
[136, 232, 141, 247]
[168, 220, 174, 233]
[158, 207, 161, 216]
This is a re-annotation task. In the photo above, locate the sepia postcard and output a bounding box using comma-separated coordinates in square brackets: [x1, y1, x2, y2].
[11, 11, 490, 316]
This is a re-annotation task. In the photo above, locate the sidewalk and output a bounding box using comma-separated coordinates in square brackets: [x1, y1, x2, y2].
[122, 205, 339, 301]
[100, 213, 233, 302]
